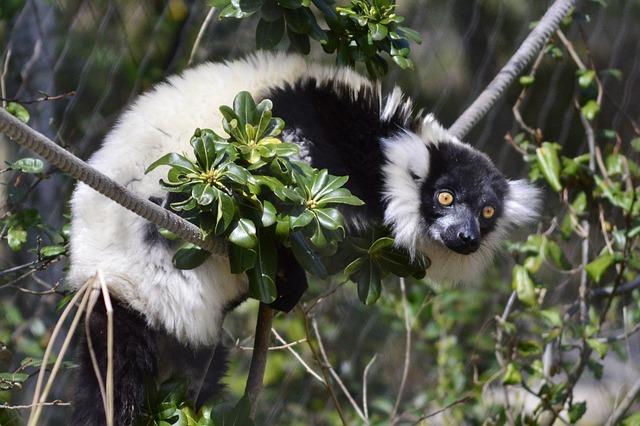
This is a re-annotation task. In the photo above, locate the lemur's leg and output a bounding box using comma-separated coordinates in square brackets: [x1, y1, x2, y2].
[72, 299, 157, 426]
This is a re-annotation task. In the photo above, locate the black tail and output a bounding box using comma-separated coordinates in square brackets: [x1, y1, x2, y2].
[72, 299, 158, 426]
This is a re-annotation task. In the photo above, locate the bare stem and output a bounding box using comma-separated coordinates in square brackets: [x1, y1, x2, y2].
[244, 303, 274, 419]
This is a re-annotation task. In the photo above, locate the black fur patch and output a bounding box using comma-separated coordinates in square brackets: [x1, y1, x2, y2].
[269, 246, 308, 312]
[420, 143, 509, 236]
[72, 300, 158, 426]
[265, 78, 420, 222]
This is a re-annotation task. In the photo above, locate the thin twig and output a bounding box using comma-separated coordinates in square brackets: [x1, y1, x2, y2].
[362, 354, 377, 423]
[239, 337, 307, 351]
[1, 49, 11, 108]
[605, 376, 640, 426]
[271, 328, 324, 384]
[187, 7, 216, 66]
[300, 308, 347, 425]
[495, 291, 517, 426]
[312, 319, 367, 423]
[29, 276, 96, 425]
[391, 277, 412, 422]
[98, 272, 115, 426]
[0, 91, 76, 105]
[0, 400, 70, 410]
[412, 396, 473, 425]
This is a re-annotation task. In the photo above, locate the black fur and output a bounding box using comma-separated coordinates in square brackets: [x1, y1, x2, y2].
[73, 299, 233, 425]
[420, 143, 509, 237]
[269, 246, 308, 312]
[266, 78, 419, 221]
[72, 300, 158, 426]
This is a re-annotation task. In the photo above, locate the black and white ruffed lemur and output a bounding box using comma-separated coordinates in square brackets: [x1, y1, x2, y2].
[68, 52, 540, 425]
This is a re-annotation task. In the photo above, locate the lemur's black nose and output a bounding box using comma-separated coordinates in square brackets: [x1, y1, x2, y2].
[452, 230, 480, 254]
[458, 231, 478, 245]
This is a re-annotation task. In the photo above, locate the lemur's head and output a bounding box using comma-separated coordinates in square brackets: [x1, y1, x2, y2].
[381, 115, 540, 284]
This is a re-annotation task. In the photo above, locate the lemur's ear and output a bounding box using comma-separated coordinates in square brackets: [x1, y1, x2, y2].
[504, 180, 541, 226]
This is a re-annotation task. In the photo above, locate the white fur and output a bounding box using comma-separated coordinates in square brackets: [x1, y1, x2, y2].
[380, 131, 430, 255]
[69, 52, 374, 347]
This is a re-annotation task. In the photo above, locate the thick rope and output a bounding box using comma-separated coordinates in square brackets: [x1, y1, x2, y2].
[0, 107, 226, 255]
[449, 0, 576, 139]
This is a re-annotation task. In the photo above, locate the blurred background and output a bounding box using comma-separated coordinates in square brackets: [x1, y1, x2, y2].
[1, 0, 639, 424]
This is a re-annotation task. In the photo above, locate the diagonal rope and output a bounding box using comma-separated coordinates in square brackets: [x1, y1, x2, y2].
[0, 107, 225, 255]
[449, 0, 576, 139]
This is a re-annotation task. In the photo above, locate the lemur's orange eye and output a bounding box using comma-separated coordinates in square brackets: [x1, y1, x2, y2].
[482, 206, 495, 219]
[437, 191, 454, 206]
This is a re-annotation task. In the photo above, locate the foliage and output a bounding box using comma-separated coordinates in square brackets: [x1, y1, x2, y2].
[147, 91, 424, 304]
[207, 0, 421, 77]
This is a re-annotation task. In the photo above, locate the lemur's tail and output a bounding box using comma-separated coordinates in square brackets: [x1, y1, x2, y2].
[72, 300, 158, 426]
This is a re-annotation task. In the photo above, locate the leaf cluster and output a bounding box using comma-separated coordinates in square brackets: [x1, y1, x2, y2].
[207, 0, 421, 78]
[147, 91, 425, 305]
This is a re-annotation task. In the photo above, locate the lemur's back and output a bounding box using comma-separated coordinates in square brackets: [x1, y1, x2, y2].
[68, 52, 371, 347]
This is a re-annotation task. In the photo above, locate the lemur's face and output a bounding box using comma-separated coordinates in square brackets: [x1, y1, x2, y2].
[419, 143, 509, 255]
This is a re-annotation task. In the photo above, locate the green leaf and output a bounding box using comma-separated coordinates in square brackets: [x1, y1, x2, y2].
[577, 69, 596, 88]
[229, 218, 258, 249]
[191, 133, 217, 170]
[40, 245, 66, 258]
[233, 91, 257, 129]
[146, 153, 198, 175]
[396, 26, 421, 43]
[290, 231, 328, 278]
[313, 208, 343, 232]
[239, 0, 264, 13]
[10, 158, 44, 173]
[261, 200, 277, 227]
[173, 244, 211, 269]
[369, 23, 388, 41]
[379, 251, 426, 278]
[519, 75, 535, 86]
[256, 17, 285, 49]
[502, 363, 522, 385]
[585, 253, 615, 283]
[535, 142, 562, 192]
[0, 372, 29, 383]
[6, 102, 29, 123]
[229, 244, 257, 274]
[512, 265, 537, 307]
[224, 163, 251, 185]
[630, 137, 640, 152]
[215, 192, 236, 234]
[569, 401, 587, 423]
[368, 237, 394, 254]
[622, 412, 640, 426]
[287, 27, 311, 54]
[587, 338, 608, 358]
[351, 258, 382, 305]
[516, 340, 542, 356]
[278, 0, 302, 8]
[316, 188, 364, 206]
[581, 99, 600, 121]
[246, 231, 277, 303]
[290, 209, 314, 229]
[192, 183, 217, 206]
[7, 226, 27, 251]
[539, 309, 562, 328]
